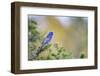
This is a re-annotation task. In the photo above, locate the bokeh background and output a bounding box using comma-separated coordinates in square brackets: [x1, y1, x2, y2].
[28, 15, 88, 60]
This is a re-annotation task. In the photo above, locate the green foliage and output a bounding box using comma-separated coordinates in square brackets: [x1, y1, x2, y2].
[36, 43, 72, 60]
[80, 52, 85, 58]
[28, 20, 41, 42]
[28, 20, 43, 60]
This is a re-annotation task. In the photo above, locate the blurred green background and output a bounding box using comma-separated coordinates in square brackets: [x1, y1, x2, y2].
[28, 15, 88, 60]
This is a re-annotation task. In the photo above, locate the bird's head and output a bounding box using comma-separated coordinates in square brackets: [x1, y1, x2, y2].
[47, 32, 53, 37]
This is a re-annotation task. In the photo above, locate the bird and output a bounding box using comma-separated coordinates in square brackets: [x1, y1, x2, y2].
[42, 32, 53, 46]
[32, 32, 53, 59]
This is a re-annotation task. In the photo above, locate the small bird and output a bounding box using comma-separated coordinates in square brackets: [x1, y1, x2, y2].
[32, 32, 53, 59]
[42, 32, 53, 46]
